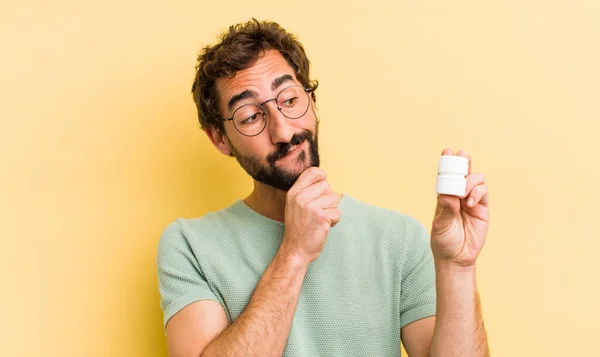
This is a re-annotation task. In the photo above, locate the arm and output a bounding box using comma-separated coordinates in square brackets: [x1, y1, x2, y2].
[429, 263, 488, 357]
[165, 248, 308, 357]
[403, 148, 490, 356]
[401, 316, 435, 357]
[401, 266, 488, 357]
[165, 300, 229, 357]
[428, 148, 490, 356]
[400, 266, 488, 357]
[199, 247, 309, 357]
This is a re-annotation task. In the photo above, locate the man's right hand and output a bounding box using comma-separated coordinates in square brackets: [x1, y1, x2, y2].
[281, 167, 342, 264]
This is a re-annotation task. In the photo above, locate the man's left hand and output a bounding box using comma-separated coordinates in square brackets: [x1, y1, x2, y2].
[430, 148, 490, 267]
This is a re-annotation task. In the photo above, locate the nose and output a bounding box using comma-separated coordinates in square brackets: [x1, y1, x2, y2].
[264, 101, 294, 145]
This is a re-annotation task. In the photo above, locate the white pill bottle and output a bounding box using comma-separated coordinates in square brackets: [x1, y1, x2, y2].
[436, 155, 468, 197]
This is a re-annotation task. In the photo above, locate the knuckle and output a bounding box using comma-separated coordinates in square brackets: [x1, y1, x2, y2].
[299, 196, 311, 207]
[316, 210, 328, 221]
[473, 184, 485, 195]
[308, 166, 322, 175]
[305, 199, 318, 210]
[293, 193, 306, 205]
[314, 167, 326, 178]
[328, 197, 337, 208]
[333, 211, 341, 218]
[305, 166, 318, 174]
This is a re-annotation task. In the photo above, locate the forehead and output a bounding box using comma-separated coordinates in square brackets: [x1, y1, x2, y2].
[216, 50, 298, 112]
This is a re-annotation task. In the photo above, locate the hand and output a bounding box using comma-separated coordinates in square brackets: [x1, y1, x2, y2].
[430, 149, 490, 268]
[281, 167, 342, 264]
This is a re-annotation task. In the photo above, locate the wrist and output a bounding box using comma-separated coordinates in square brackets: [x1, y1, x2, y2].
[434, 260, 478, 303]
[435, 259, 477, 278]
[276, 243, 312, 271]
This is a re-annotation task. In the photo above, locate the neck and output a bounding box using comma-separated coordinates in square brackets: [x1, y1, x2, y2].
[244, 181, 288, 222]
[243, 180, 343, 223]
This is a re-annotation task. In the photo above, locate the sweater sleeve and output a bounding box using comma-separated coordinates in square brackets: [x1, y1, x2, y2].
[399, 217, 437, 328]
[156, 220, 222, 331]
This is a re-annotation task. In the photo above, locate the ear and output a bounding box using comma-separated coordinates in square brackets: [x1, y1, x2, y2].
[205, 126, 233, 156]
[311, 100, 320, 124]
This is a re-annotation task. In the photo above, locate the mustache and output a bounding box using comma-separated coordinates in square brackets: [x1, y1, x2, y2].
[267, 131, 313, 164]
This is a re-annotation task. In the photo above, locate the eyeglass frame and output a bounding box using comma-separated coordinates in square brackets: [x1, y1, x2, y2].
[222, 85, 313, 137]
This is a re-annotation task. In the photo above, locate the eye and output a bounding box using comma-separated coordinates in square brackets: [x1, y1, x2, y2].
[281, 97, 298, 107]
[241, 113, 260, 125]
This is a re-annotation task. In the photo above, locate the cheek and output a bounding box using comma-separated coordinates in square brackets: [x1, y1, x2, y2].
[294, 113, 317, 134]
[235, 138, 274, 159]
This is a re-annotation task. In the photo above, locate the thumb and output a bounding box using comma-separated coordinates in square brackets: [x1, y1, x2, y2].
[435, 194, 461, 218]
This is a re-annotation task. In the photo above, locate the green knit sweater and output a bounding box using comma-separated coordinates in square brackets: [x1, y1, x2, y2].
[157, 194, 436, 356]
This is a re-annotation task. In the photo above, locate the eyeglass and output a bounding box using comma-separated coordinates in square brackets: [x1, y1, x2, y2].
[223, 85, 312, 137]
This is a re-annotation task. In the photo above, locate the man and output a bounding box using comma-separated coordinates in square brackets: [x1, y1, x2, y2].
[157, 19, 490, 357]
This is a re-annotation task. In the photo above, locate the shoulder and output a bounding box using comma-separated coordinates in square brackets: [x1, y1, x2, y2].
[157, 202, 241, 256]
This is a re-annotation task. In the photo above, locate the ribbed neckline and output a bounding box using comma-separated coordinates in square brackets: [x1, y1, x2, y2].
[231, 193, 351, 228]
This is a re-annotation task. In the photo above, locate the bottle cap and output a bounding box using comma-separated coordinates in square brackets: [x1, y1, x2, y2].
[436, 155, 468, 196]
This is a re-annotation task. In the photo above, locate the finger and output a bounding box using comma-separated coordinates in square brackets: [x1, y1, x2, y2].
[299, 179, 332, 203]
[325, 207, 342, 227]
[310, 192, 340, 209]
[435, 194, 461, 217]
[290, 167, 326, 192]
[456, 149, 472, 175]
[464, 184, 489, 207]
[441, 148, 454, 156]
[464, 172, 486, 198]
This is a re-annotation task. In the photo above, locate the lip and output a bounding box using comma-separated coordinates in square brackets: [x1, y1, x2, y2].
[280, 142, 304, 159]
[288, 145, 302, 154]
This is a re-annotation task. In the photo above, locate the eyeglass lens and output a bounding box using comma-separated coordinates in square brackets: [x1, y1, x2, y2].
[232, 86, 309, 136]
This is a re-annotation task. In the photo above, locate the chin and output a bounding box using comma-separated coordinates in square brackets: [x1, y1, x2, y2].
[280, 158, 312, 175]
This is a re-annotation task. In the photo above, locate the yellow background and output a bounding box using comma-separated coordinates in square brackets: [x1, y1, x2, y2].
[2, 1, 598, 356]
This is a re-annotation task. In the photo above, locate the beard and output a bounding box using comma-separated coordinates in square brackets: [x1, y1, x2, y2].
[228, 126, 320, 191]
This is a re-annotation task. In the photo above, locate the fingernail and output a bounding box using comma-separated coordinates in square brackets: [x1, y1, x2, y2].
[467, 197, 475, 206]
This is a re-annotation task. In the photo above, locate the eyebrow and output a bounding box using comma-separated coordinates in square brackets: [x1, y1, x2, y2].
[227, 74, 296, 111]
[271, 74, 294, 91]
[227, 90, 257, 112]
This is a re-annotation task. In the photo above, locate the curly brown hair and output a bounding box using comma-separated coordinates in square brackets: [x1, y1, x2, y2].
[191, 19, 319, 133]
